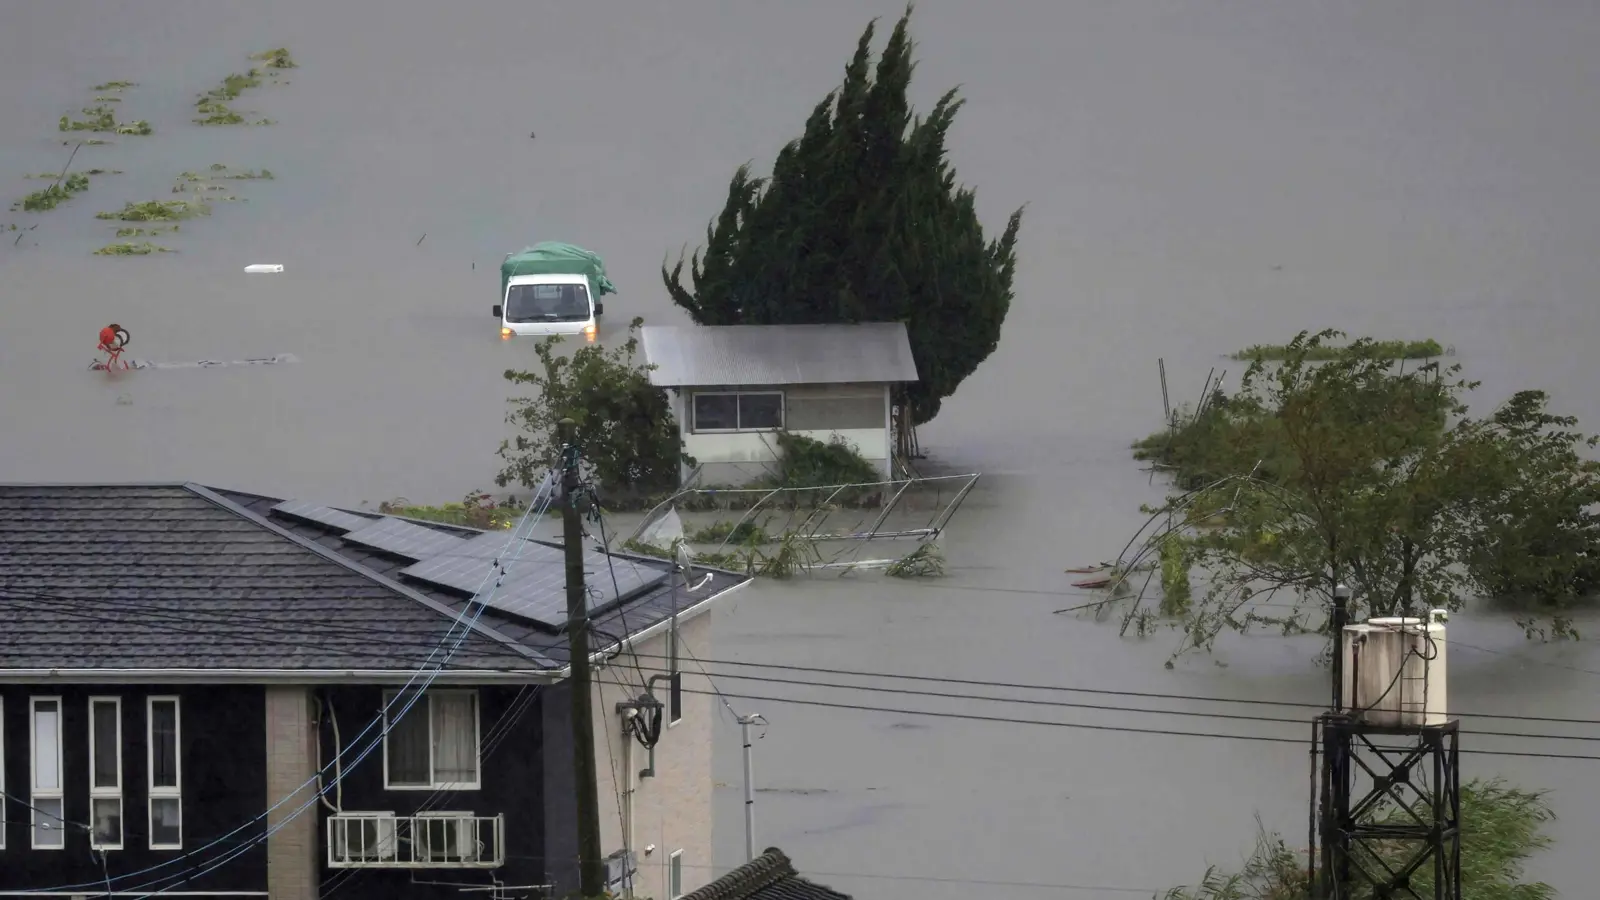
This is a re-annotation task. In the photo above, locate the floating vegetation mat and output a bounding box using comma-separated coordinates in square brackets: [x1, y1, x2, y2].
[11, 173, 90, 212]
[95, 199, 209, 222]
[93, 242, 174, 256]
[194, 50, 294, 126]
[115, 225, 179, 237]
[60, 104, 151, 135]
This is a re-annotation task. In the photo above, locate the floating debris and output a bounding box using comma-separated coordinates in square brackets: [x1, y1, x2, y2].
[12, 173, 90, 212]
[244, 264, 284, 274]
[89, 353, 300, 371]
[95, 199, 209, 222]
[93, 242, 174, 256]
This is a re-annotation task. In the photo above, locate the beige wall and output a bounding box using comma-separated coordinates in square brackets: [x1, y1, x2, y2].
[264, 686, 319, 900]
[591, 611, 715, 900]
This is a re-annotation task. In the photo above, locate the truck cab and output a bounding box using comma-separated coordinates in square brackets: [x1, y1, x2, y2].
[493, 273, 603, 341]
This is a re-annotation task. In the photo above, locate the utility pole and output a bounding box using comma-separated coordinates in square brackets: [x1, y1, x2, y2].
[735, 712, 766, 862]
[560, 419, 605, 898]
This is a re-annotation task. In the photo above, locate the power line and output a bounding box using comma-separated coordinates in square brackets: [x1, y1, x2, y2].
[6, 587, 1596, 729]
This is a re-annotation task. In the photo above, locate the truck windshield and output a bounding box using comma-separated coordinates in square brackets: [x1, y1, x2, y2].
[505, 283, 590, 323]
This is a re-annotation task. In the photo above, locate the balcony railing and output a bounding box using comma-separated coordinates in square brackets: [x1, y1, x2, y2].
[326, 812, 505, 869]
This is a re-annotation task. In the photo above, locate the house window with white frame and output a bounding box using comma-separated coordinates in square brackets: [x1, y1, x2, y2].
[382, 689, 481, 790]
[30, 697, 66, 849]
[669, 848, 684, 899]
[89, 697, 124, 849]
[147, 696, 182, 849]
[690, 391, 784, 433]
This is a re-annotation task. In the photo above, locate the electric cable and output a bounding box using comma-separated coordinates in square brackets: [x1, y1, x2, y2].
[120, 482, 563, 898]
[28, 475, 560, 896]
[320, 684, 544, 898]
[9, 588, 1599, 742]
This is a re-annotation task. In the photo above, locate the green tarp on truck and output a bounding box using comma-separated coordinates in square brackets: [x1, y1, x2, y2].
[500, 242, 617, 301]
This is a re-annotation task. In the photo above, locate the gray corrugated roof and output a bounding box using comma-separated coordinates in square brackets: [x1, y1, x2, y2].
[679, 847, 851, 900]
[641, 323, 919, 387]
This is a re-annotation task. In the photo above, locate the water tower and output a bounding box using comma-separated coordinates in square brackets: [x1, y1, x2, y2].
[1311, 587, 1462, 900]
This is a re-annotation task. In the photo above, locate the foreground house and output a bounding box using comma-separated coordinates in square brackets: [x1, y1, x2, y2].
[0, 482, 750, 900]
[680, 847, 852, 900]
[640, 323, 920, 485]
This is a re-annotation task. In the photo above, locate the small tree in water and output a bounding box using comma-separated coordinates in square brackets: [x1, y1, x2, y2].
[496, 318, 692, 496]
[1124, 329, 1600, 657]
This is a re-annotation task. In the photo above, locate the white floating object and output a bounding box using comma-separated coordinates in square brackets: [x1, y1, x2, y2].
[244, 264, 284, 274]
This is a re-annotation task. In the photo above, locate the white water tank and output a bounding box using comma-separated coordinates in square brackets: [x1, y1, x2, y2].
[1339, 610, 1450, 727]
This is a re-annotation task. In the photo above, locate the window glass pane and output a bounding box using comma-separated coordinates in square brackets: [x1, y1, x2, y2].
[33, 798, 65, 847]
[738, 393, 783, 429]
[692, 394, 738, 431]
[670, 853, 683, 897]
[93, 701, 120, 789]
[151, 701, 178, 789]
[33, 703, 60, 790]
[386, 694, 432, 785]
[150, 797, 181, 846]
[430, 694, 479, 785]
[92, 798, 122, 846]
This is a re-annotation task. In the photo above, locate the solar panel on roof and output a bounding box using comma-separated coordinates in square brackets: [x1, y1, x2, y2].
[399, 540, 567, 594]
[401, 542, 670, 631]
[341, 517, 468, 560]
[270, 500, 371, 533]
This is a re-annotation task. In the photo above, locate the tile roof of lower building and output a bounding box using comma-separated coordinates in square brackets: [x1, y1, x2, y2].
[679, 848, 852, 900]
[0, 483, 747, 676]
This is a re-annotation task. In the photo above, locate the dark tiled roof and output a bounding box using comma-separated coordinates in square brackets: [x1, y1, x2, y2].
[0, 483, 748, 674]
[681, 848, 852, 900]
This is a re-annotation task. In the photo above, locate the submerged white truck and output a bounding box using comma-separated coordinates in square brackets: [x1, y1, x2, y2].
[492, 242, 616, 341]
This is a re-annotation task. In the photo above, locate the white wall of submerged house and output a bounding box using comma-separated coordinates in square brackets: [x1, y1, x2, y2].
[671, 383, 895, 486]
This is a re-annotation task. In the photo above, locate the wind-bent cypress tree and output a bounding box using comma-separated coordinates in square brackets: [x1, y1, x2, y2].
[663, 5, 1023, 431]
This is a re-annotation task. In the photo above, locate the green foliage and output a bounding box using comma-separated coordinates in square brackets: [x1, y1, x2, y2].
[95, 200, 208, 221]
[251, 48, 298, 69]
[1158, 534, 1192, 616]
[497, 318, 693, 496]
[92, 242, 173, 256]
[1128, 329, 1599, 655]
[59, 104, 151, 135]
[14, 173, 90, 212]
[1230, 338, 1443, 362]
[661, 5, 1022, 426]
[688, 520, 772, 545]
[886, 541, 946, 577]
[772, 432, 880, 489]
[377, 491, 525, 530]
[1161, 780, 1554, 900]
[91, 81, 137, 92]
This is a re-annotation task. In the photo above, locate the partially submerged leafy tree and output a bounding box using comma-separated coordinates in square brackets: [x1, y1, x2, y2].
[496, 318, 692, 496]
[1126, 330, 1599, 656]
[1161, 780, 1554, 900]
[662, 4, 1022, 439]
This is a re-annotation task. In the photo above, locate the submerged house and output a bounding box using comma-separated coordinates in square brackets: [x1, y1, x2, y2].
[0, 482, 750, 900]
[640, 323, 920, 486]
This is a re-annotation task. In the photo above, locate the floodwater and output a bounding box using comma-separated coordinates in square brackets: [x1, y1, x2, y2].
[5, 0, 1600, 895]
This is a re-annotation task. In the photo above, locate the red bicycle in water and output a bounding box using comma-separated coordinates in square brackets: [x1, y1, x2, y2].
[97, 324, 130, 371]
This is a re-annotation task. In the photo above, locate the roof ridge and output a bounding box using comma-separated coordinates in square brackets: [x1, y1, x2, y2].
[183, 483, 553, 668]
[679, 847, 796, 900]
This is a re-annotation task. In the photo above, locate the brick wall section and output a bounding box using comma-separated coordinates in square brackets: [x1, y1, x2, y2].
[264, 686, 319, 900]
[592, 611, 715, 900]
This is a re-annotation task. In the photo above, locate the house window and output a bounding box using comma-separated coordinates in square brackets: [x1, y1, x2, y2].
[382, 690, 481, 790]
[89, 697, 124, 849]
[669, 849, 684, 899]
[31, 697, 66, 849]
[148, 697, 182, 849]
[691, 391, 784, 432]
